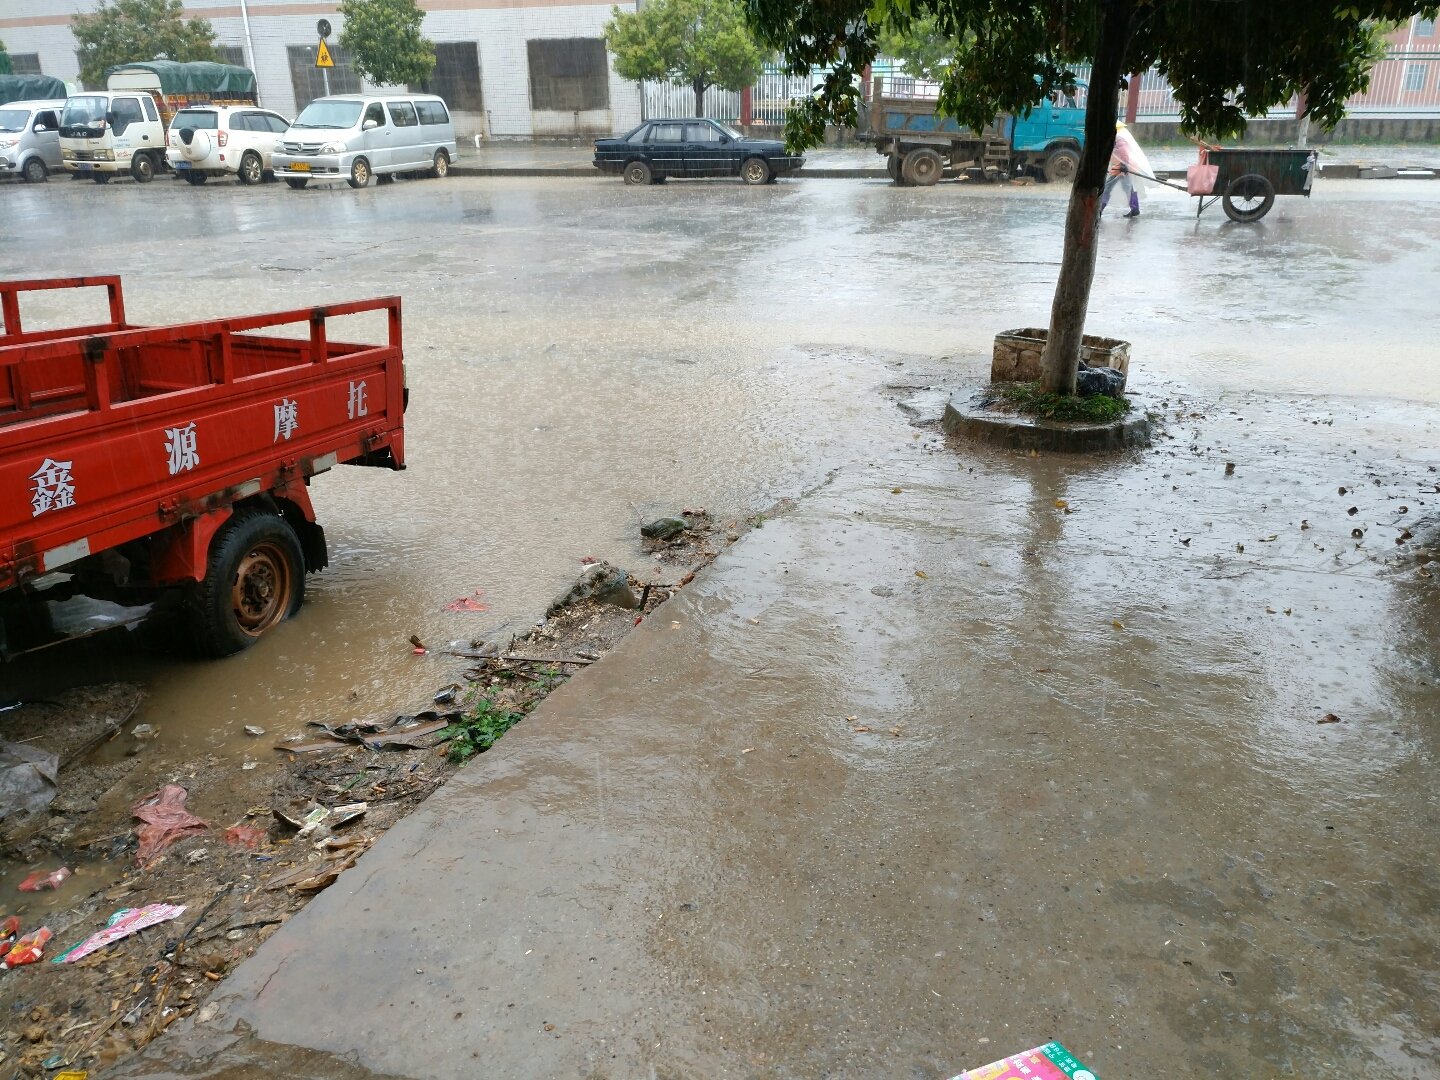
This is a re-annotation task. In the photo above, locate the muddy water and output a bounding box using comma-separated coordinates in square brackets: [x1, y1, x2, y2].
[1, 176, 1437, 823]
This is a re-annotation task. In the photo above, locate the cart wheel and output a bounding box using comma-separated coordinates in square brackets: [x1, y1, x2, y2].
[1222, 173, 1275, 222]
[902, 148, 943, 186]
[187, 509, 305, 657]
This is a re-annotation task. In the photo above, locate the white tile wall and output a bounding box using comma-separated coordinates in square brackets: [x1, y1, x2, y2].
[2, 0, 642, 137]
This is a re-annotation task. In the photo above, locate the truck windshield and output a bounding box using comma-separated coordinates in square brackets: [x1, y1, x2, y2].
[0, 109, 30, 133]
[291, 100, 363, 129]
[62, 96, 109, 128]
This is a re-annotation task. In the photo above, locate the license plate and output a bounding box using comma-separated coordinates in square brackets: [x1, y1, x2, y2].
[175, 160, 191, 169]
[289, 162, 311, 173]
[76, 163, 92, 171]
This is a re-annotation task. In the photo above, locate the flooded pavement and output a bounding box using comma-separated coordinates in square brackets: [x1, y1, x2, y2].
[3, 174, 1439, 1075]
[114, 385, 1440, 1079]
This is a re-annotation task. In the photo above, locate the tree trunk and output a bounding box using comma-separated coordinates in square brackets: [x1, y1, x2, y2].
[694, 80, 706, 118]
[1038, 0, 1137, 395]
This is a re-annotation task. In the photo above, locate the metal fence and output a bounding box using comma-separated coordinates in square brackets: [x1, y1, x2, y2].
[644, 45, 1440, 125]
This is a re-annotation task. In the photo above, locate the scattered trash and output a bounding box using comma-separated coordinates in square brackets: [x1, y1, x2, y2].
[130, 723, 158, 740]
[892, 487, 904, 494]
[578, 555, 599, 565]
[1351, 527, 1365, 539]
[132, 785, 208, 867]
[1219, 970, 1238, 986]
[1347, 506, 1359, 516]
[264, 853, 359, 893]
[18, 867, 71, 892]
[947, 1041, 1098, 1080]
[197, 1003, 220, 1024]
[1111, 619, 1125, 630]
[184, 848, 209, 865]
[0, 741, 59, 821]
[1, 926, 53, 968]
[1224, 462, 1236, 475]
[1236, 543, 1245, 552]
[224, 824, 267, 849]
[273, 804, 330, 838]
[434, 683, 464, 706]
[329, 802, 368, 828]
[641, 517, 688, 541]
[52, 904, 186, 964]
[1338, 486, 1347, 495]
[241, 761, 258, 770]
[54, 1071, 88, 1080]
[293, 713, 456, 753]
[1317, 713, 1342, 724]
[915, 570, 928, 580]
[1, 914, 18, 947]
[444, 592, 489, 613]
[409, 634, 429, 654]
[243, 725, 266, 737]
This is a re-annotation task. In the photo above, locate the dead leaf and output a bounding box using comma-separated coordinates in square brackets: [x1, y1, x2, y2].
[1111, 619, 1124, 630]
[888, 726, 904, 737]
[1180, 537, 1191, 546]
[852, 726, 870, 734]
[1224, 462, 1236, 475]
[1236, 543, 1245, 553]
[741, 748, 755, 754]
[1053, 499, 1069, 509]
[1260, 535, 1278, 542]
[1317, 713, 1341, 725]
[1347, 506, 1359, 516]
[1300, 520, 1311, 530]
[914, 570, 928, 580]
[1265, 607, 1276, 614]
[891, 487, 904, 494]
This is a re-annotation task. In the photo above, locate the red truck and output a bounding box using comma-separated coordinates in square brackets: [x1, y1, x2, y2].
[0, 276, 406, 658]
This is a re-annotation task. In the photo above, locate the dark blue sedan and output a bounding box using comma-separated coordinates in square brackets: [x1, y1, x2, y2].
[593, 118, 805, 185]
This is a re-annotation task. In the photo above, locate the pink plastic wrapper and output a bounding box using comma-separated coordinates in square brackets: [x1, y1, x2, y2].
[948, 1042, 1098, 1080]
[52, 903, 187, 964]
[132, 784, 208, 866]
[18, 867, 71, 892]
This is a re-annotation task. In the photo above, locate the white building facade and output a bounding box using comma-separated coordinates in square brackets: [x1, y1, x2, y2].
[1, 0, 645, 138]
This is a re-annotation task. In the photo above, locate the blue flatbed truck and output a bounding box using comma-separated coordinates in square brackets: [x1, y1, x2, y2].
[869, 74, 1087, 186]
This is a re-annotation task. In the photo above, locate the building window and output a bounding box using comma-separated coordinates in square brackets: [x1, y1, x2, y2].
[217, 45, 246, 67]
[1416, 17, 1436, 36]
[411, 42, 482, 112]
[527, 38, 609, 112]
[8, 53, 42, 75]
[286, 43, 362, 111]
[1403, 63, 1427, 92]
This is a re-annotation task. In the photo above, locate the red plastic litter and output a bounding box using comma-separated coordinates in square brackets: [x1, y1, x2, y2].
[17, 867, 71, 892]
[223, 824, 267, 850]
[132, 785, 208, 867]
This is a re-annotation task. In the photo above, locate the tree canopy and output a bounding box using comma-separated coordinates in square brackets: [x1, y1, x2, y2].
[0, 40, 11, 77]
[605, 0, 765, 117]
[71, 0, 217, 90]
[338, 0, 436, 87]
[746, 0, 1439, 394]
[876, 15, 959, 82]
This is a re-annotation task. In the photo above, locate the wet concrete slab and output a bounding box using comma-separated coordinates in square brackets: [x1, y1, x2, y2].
[116, 384, 1440, 1079]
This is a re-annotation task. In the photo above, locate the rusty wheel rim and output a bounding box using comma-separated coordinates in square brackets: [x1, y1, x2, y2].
[231, 541, 292, 636]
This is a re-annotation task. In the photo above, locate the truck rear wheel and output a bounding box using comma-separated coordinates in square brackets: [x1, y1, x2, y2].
[1042, 147, 1080, 184]
[188, 509, 305, 657]
[901, 148, 943, 186]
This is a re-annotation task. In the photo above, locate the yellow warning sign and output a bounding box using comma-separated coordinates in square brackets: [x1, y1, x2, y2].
[316, 39, 334, 68]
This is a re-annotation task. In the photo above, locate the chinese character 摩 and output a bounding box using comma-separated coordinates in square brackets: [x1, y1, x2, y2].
[274, 398, 299, 442]
[164, 421, 200, 475]
[30, 457, 76, 518]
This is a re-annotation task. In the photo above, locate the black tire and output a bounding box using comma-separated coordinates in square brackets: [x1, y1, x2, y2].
[237, 151, 263, 186]
[622, 159, 652, 186]
[186, 509, 305, 657]
[376, 173, 396, 185]
[285, 177, 308, 190]
[22, 158, 47, 183]
[741, 157, 771, 185]
[183, 171, 208, 186]
[1042, 147, 1080, 184]
[886, 154, 901, 182]
[348, 157, 371, 189]
[92, 172, 111, 184]
[901, 147, 943, 186]
[1222, 173, 1275, 222]
[130, 153, 155, 183]
[432, 148, 450, 179]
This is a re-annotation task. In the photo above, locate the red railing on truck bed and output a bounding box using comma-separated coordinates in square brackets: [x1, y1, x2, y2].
[0, 277, 405, 593]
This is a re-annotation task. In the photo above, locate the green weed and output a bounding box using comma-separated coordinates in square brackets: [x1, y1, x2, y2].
[442, 695, 526, 763]
[997, 382, 1131, 423]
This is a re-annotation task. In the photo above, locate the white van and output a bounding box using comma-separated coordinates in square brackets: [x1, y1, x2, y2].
[272, 94, 456, 189]
[0, 99, 65, 182]
[58, 89, 165, 183]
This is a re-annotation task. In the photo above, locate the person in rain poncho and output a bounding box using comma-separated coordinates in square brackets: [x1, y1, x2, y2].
[1101, 121, 1152, 218]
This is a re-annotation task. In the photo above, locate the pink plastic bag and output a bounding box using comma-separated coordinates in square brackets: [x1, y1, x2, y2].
[1187, 161, 1219, 195]
[18, 867, 71, 892]
[132, 785, 208, 867]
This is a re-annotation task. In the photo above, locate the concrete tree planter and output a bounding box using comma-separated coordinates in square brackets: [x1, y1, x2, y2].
[940, 327, 1149, 453]
[991, 327, 1131, 388]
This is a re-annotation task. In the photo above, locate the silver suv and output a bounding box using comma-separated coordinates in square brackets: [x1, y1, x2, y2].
[166, 105, 292, 185]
